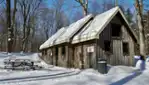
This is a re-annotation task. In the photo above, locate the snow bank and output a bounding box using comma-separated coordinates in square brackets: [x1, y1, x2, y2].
[0, 52, 149, 85]
[146, 60, 149, 70]
[107, 66, 135, 75]
[0, 65, 149, 85]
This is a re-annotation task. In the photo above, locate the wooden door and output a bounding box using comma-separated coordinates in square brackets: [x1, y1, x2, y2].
[112, 39, 123, 65]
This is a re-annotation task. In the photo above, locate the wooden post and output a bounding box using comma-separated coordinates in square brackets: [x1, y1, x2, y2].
[52, 47, 56, 66]
[58, 47, 62, 66]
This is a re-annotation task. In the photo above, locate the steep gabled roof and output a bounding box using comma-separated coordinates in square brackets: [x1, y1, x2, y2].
[53, 14, 93, 45]
[72, 7, 138, 44]
[40, 7, 138, 50]
[39, 27, 66, 50]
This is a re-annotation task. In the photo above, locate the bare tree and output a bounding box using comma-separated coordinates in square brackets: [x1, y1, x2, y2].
[135, 0, 146, 56]
[38, 1, 69, 40]
[0, 2, 7, 51]
[39, 8, 54, 39]
[18, 0, 42, 52]
[75, 0, 88, 16]
[52, 0, 69, 32]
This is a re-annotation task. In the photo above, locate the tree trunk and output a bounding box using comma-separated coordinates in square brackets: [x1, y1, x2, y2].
[22, 23, 26, 52]
[82, 6, 88, 16]
[82, 0, 88, 16]
[135, 0, 146, 56]
[137, 14, 146, 55]
[21, 12, 27, 52]
[12, 0, 17, 51]
[75, 0, 88, 16]
[6, 0, 13, 53]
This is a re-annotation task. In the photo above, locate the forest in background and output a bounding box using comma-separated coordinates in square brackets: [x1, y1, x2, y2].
[0, 0, 149, 54]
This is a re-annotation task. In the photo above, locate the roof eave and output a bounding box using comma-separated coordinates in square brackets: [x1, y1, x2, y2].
[118, 8, 139, 44]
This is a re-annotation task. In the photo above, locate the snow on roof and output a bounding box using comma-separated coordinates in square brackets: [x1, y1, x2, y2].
[39, 27, 66, 50]
[53, 14, 93, 45]
[72, 7, 119, 43]
[40, 7, 138, 49]
[72, 6, 138, 44]
[72, 19, 93, 44]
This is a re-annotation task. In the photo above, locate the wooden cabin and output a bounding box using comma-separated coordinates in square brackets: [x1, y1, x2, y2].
[39, 7, 138, 69]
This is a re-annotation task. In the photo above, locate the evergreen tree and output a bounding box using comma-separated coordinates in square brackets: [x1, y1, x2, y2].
[125, 8, 133, 23]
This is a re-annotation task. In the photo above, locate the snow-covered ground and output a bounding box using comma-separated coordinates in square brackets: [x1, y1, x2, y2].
[0, 52, 149, 85]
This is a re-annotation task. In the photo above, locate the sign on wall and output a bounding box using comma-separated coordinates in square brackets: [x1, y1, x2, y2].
[87, 46, 94, 52]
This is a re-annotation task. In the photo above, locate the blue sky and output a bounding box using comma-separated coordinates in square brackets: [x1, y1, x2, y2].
[45, 0, 135, 13]
[45, 0, 148, 22]
[46, 0, 135, 10]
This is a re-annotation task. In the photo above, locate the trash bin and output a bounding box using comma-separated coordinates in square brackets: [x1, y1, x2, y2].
[134, 55, 140, 66]
[97, 58, 107, 74]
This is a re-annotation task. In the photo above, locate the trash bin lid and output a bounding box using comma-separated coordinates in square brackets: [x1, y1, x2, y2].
[98, 58, 106, 61]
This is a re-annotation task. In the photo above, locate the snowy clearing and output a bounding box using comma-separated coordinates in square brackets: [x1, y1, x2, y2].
[0, 52, 149, 85]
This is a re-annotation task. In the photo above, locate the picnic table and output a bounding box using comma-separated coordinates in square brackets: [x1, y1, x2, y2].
[3, 58, 42, 70]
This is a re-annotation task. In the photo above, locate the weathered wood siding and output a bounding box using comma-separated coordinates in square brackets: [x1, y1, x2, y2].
[121, 26, 135, 66]
[47, 49, 53, 64]
[97, 15, 135, 66]
[74, 45, 82, 68]
[56, 46, 69, 67]
[52, 47, 56, 66]
[68, 45, 74, 67]
[41, 49, 51, 64]
[41, 48, 55, 65]
[98, 23, 114, 65]
[73, 42, 97, 69]
[112, 39, 123, 65]
[42, 46, 69, 67]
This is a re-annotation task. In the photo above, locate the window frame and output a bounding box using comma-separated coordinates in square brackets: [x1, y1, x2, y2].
[104, 40, 112, 53]
[123, 42, 129, 56]
[111, 23, 122, 37]
[55, 47, 58, 56]
[61, 46, 65, 55]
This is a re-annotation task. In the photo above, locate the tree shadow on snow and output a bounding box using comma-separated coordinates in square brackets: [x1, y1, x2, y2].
[110, 71, 142, 85]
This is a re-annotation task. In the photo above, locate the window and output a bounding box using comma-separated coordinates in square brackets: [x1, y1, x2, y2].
[104, 41, 111, 52]
[123, 42, 129, 55]
[111, 23, 121, 37]
[55, 47, 58, 56]
[62, 46, 65, 55]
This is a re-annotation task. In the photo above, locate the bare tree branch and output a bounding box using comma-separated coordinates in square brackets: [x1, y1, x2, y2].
[75, 0, 88, 16]
[18, 0, 43, 51]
